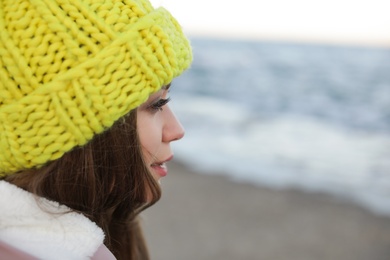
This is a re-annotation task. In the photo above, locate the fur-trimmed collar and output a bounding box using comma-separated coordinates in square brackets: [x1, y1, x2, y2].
[0, 180, 105, 259]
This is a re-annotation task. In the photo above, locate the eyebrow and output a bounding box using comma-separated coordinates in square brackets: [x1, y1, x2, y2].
[162, 82, 171, 90]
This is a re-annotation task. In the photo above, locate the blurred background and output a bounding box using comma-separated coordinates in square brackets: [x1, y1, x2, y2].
[144, 1, 390, 259]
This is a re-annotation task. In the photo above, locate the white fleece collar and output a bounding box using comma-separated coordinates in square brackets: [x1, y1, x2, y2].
[0, 180, 105, 260]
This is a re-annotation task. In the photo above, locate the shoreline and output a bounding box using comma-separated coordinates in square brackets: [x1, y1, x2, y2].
[143, 160, 390, 260]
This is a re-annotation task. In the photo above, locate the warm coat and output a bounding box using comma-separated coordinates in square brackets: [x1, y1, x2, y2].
[0, 180, 115, 259]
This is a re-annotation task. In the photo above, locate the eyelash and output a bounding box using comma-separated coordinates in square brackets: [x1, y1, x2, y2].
[150, 97, 171, 112]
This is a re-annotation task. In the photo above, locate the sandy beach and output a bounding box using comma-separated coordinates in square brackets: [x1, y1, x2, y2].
[142, 160, 390, 260]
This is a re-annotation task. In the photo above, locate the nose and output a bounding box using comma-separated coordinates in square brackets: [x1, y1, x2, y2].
[162, 106, 185, 143]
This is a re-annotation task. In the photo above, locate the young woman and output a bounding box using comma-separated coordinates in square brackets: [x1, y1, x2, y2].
[0, 0, 192, 259]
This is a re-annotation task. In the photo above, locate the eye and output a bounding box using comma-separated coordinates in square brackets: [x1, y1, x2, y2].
[149, 97, 171, 112]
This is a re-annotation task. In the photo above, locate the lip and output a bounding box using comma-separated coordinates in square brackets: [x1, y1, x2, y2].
[151, 155, 174, 178]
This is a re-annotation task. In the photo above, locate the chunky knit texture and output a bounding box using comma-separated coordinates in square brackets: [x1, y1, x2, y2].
[0, 0, 192, 176]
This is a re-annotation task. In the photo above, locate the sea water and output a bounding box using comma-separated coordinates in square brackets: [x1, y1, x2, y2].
[170, 37, 390, 217]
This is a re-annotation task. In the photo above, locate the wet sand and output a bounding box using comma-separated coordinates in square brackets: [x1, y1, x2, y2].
[142, 161, 390, 260]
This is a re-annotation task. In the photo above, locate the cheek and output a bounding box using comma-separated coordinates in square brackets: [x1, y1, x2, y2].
[137, 112, 163, 158]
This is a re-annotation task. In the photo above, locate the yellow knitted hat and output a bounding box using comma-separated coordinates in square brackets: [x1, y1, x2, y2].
[0, 0, 192, 176]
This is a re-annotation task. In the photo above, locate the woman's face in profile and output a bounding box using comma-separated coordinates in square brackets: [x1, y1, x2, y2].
[137, 84, 185, 182]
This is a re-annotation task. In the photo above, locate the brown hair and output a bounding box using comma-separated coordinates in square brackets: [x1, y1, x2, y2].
[3, 110, 161, 260]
